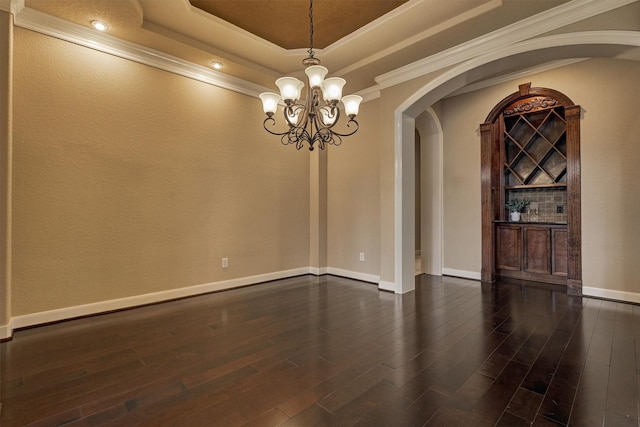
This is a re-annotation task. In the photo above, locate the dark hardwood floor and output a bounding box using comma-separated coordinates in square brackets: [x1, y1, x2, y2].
[1, 274, 638, 426]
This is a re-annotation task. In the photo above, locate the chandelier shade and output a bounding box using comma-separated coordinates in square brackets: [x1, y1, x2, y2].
[259, 0, 362, 151]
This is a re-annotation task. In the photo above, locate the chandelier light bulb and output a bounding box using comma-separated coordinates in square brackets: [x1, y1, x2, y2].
[259, 92, 280, 115]
[342, 95, 363, 117]
[321, 109, 337, 125]
[322, 77, 346, 102]
[275, 77, 304, 102]
[305, 65, 328, 88]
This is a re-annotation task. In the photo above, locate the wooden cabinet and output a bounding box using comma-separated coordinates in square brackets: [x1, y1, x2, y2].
[495, 223, 568, 284]
[481, 83, 582, 293]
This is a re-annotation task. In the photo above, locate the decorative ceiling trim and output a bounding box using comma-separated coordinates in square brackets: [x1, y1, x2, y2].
[445, 58, 589, 98]
[333, 0, 502, 77]
[375, 0, 639, 89]
[0, 0, 24, 15]
[6, 0, 639, 105]
[12, 6, 272, 98]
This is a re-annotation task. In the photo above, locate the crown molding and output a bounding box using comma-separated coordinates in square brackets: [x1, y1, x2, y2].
[0, 0, 24, 15]
[445, 58, 589, 98]
[8, 0, 637, 103]
[334, 0, 502, 77]
[375, 0, 639, 89]
[13, 6, 271, 98]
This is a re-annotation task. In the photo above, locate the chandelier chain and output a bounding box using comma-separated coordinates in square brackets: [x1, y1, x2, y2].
[307, 0, 314, 58]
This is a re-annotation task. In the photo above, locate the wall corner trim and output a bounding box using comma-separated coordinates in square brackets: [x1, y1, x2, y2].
[326, 267, 380, 284]
[583, 287, 640, 305]
[442, 268, 482, 281]
[378, 281, 395, 292]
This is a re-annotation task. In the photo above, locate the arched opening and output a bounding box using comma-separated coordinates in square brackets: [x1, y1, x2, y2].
[415, 109, 443, 277]
[390, 31, 640, 294]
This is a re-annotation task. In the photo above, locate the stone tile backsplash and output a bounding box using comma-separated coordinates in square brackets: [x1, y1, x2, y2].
[507, 188, 567, 223]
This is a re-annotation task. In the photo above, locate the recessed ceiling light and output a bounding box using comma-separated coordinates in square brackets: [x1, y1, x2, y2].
[211, 61, 223, 70]
[91, 20, 108, 31]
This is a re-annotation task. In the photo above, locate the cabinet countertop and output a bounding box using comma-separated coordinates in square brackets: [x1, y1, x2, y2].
[494, 220, 567, 226]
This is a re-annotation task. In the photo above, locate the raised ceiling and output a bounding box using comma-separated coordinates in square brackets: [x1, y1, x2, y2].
[189, 0, 409, 50]
[23, 0, 601, 92]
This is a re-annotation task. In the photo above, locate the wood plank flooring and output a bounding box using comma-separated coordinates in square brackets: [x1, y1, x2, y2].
[0, 274, 638, 426]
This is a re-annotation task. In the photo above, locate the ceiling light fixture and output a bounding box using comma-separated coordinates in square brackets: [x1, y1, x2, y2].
[259, 0, 362, 151]
[90, 20, 108, 31]
[211, 61, 223, 70]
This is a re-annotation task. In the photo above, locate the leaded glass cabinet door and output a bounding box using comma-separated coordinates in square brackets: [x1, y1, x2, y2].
[503, 106, 567, 188]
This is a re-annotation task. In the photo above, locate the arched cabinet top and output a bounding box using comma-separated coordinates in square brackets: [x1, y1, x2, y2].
[483, 82, 576, 124]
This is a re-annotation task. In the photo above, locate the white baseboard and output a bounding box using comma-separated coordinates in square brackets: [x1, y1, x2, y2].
[442, 268, 482, 281]
[0, 266, 387, 340]
[582, 286, 640, 304]
[2, 267, 311, 340]
[326, 267, 380, 284]
[378, 281, 395, 292]
[0, 319, 12, 341]
[308, 266, 328, 276]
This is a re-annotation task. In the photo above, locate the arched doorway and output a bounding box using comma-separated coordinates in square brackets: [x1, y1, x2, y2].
[390, 31, 640, 294]
[415, 109, 443, 277]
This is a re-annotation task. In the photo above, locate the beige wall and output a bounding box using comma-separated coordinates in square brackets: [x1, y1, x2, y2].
[439, 58, 640, 291]
[11, 28, 311, 315]
[0, 10, 12, 328]
[4, 24, 640, 325]
[327, 98, 380, 277]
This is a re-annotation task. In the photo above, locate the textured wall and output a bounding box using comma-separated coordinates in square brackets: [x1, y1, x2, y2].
[11, 28, 310, 315]
[326, 98, 380, 277]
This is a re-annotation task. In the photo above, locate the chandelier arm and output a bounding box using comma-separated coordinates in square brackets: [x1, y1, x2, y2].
[326, 118, 360, 138]
[263, 116, 293, 137]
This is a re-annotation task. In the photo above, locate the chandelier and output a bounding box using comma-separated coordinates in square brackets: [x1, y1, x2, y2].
[259, 0, 362, 151]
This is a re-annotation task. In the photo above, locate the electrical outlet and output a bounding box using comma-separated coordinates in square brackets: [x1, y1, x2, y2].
[556, 205, 564, 214]
[221, 257, 228, 268]
[359, 252, 365, 262]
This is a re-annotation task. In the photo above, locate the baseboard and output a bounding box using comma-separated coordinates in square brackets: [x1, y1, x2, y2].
[308, 266, 328, 276]
[326, 267, 380, 284]
[442, 268, 482, 281]
[0, 266, 388, 340]
[582, 286, 640, 304]
[0, 319, 13, 341]
[2, 267, 312, 340]
[378, 281, 395, 292]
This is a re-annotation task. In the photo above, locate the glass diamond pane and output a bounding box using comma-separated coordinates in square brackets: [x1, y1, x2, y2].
[529, 168, 554, 185]
[539, 111, 565, 143]
[555, 136, 567, 157]
[525, 110, 548, 128]
[505, 138, 520, 164]
[525, 135, 551, 163]
[505, 169, 523, 186]
[507, 117, 535, 145]
[541, 150, 566, 181]
[512, 154, 536, 182]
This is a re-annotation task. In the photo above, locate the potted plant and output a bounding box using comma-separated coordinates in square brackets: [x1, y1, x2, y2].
[505, 198, 530, 222]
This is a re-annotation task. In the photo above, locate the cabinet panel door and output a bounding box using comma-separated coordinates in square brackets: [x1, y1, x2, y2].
[496, 225, 521, 271]
[552, 228, 568, 276]
[524, 227, 551, 274]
